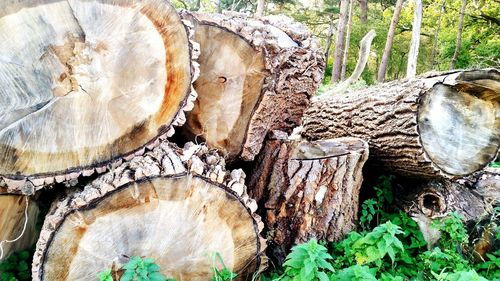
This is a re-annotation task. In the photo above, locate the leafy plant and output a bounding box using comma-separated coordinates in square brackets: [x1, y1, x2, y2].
[211, 252, 237, 281]
[98, 269, 113, 281]
[0, 249, 32, 281]
[97, 256, 167, 281]
[277, 239, 334, 281]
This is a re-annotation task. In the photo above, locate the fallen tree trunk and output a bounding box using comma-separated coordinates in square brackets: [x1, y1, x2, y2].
[0, 195, 39, 261]
[33, 141, 265, 281]
[0, 0, 198, 194]
[303, 69, 500, 178]
[179, 11, 325, 161]
[248, 133, 368, 262]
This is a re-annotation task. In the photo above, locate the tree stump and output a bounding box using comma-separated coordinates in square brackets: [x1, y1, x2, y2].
[248, 133, 369, 262]
[179, 11, 325, 161]
[303, 69, 500, 178]
[0, 0, 198, 194]
[32, 141, 265, 281]
[0, 195, 39, 261]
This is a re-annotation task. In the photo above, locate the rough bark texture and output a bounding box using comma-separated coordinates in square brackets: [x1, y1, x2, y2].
[406, 0, 422, 78]
[248, 133, 369, 262]
[0, 195, 39, 261]
[377, 0, 404, 82]
[33, 141, 265, 281]
[450, 0, 467, 69]
[304, 69, 500, 178]
[0, 0, 200, 194]
[179, 11, 325, 161]
[331, 0, 350, 83]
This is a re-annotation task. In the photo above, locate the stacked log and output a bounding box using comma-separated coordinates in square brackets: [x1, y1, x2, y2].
[179, 11, 325, 161]
[303, 69, 500, 178]
[32, 142, 265, 281]
[0, 0, 199, 194]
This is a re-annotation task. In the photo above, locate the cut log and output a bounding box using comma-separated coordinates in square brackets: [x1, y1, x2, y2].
[33, 141, 265, 281]
[0, 0, 199, 194]
[393, 171, 499, 256]
[0, 195, 39, 261]
[248, 133, 369, 262]
[179, 11, 325, 161]
[303, 69, 500, 178]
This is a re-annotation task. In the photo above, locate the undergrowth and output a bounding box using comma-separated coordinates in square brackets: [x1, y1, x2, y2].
[262, 175, 500, 281]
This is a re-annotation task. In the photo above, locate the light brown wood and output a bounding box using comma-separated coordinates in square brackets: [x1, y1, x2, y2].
[248, 133, 368, 262]
[0, 0, 198, 193]
[0, 195, 39, 261]
[180, 12, 325, 161]
[304, 69, 500, 178]
[33, 141, 265, 281]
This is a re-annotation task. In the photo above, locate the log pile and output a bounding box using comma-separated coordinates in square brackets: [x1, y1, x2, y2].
[0, 0, 498, 279]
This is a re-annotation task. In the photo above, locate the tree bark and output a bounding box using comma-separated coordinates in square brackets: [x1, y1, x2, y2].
[341, 0, 354, 81]
[331, 0, 351, 83]
[450, 0, 467, 69]
[0, 0, 198, 194]
[248, 133, 369, 262]
[377, 0, 404, 82]
[303, 69, 500, 178]
[179, 12, 325, 161]
[0, 195, 39, 261]
[33, 141, 265, 281]
[358, 0, 368, 24]
[256, 0, 265, 16]
[406, 0, 423, 78]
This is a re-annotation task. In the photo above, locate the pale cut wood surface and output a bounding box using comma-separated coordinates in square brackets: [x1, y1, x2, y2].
[0, 195, 39, 261]
[0, 0, 197, 192]
[248, 133, 368, 262]
[180, 11, 325, 161]
[304, 69, 499, 178]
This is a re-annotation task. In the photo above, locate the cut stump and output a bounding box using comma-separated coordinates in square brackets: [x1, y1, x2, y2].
[0, 0, 198, 193]
[179, 12, 325, 161]
[248, 133, 369, 262]
[303, 69, 500, 178]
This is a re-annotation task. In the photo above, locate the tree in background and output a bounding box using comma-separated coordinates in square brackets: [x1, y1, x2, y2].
[450, 0, 467, 69]
[377, 0, 404, 82]
[331, 0, 351, 83]
[407, 0, 423, 78]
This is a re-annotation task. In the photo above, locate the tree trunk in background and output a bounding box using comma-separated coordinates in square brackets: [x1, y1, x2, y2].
[33, 142, 265, 281]
[430, 0, 446, 69]
[217, 0, 222, 13]
[450, 0, 467, 69]
[359, 0, 368, 24]
[377, 0, 404, 82]
[406, 0, 423, 78]
[324, 18, 336, 62]
[341, 1, 354, 81]
[256, 0, 265, 16]
[304, 69, 500, 178]
[248, 133, 369, 263]
[0, 195, 40, 261]
[179, 12, 325, 162]
[325, 30, 376, 94]
[331, 0, 350, 83]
